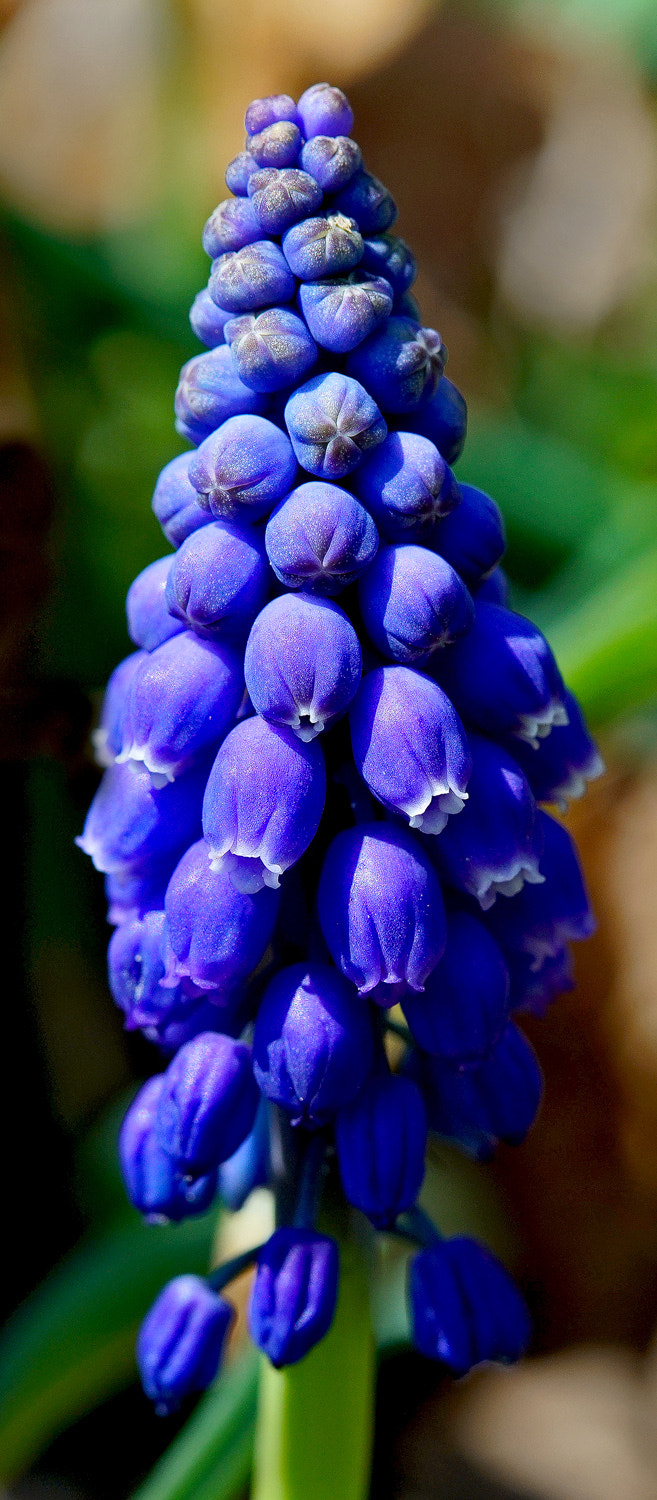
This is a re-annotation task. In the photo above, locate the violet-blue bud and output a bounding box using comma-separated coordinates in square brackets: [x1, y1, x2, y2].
[499, 689, 604, 810]
[245, 94, 301, 136]
[244, 593, 361, 739]
[318, 823, 446, 1000]
[92, 650, 145, 767]
[202, 196, 262, 258]
[126, 557, 183, 653]
[415, 1021, 543, 1158]
[432, 734, 544, 910]
[250, 1227, 339, 1367]
[225, 307, 318, 394]
[507, 944, 574, 1017]
[353, 430, 460, 540]
[115, 631, 243, 785]
[156, 1030, 259, 1174]
[151, 452, 210, 548]
[108, 909, 194, 1031]
[174, 346, 267, 445]
[484, 810, 595, 967]
[190, 288, 232, 348]
[137, 1274, 233, 1414]
[105, 859, 177, 927]
[265, 480, 378, 594]
[253, 962, 373, 1125]
[298, 272, 393, 354]
[434, 603, 568, 748]
[360, 234, 417, 296]
[281, 213, 364, 281]
[165, 520, 269, 639]
[163, 838, 280, 992]
[402, 375, 467, 465]
[119, 1077, 218, 1223]
[349, 665, 471, 833]
[202, 716, 326, 892]
[428, 483, 505, 587]
[284, 371, 387, 479]
[329, 169, 396, 235]
[248, 121, 303, 169]
[247, 168, 323, 235]
[402, 908, 510, 1065]
[409, 1237, 531, 1373]
[336, 1072, 427, 1227]
[346, 317, 445, 414]
[188, 414, 297, 521]
[475, 566, 509, 607]
[297, 82, 354, 139]
[358, 543, 474, 664]
[299, 134, 362, 192]
[77, 759, 206, 875]
[225, 150, 258, 195]
[209, 241, 296, 314]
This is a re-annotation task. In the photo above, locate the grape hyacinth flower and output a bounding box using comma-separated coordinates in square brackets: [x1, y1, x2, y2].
[77, 80, 601, 1453]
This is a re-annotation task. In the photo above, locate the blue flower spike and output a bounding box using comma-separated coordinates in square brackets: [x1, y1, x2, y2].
[77, 78, 601, 1410]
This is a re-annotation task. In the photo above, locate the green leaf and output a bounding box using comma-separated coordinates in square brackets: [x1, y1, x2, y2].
[131, 1350, 259, 1500]
[0, 1214, 217, 1482]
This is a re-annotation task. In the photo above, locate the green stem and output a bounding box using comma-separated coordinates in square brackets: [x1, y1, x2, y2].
[250, 1227, 374, 1500]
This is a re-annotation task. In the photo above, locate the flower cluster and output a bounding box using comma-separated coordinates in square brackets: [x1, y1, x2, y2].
[78, 81, 601, 1414]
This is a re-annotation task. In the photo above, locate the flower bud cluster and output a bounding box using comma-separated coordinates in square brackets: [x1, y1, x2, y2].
[77, 81, 602, 1413]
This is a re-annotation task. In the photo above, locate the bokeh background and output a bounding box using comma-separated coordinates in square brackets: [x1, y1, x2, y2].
[3, 1, 657, 1497]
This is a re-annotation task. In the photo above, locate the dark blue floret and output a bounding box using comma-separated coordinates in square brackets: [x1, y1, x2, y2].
[349, 665, 471, 834]
[190, 288, 233, 348]
[284, 371, 387, 478]
[203, 196, 263, 258]
[248, 168, 323, 234]
[163, 838, 280, 993]
[336, 1071, 427, 1227]
[93, 651, 145, 768]
[484, 810, 595, 966]
[156, 1030, 259, 1175]
[245, 94, 301, 136]
[346, 317, 446, 414]
[119, 1077, 218, 1222]
[126, 558, 183, 654]
[428, 483, 505, 587]
[151, 452, 210, 548]
[358, 543, 473, 663]
[209, 241, 296, 314]
[188, 414, 297, 521]
[402, 907, 510, 1065]
[282, 214, 364, 281]
[225, 150, 258, 196]
[297, 83, 354, 139]
[174, 346, 268, 445]
[166, 519, 269, 639]
[249, 1227, 339, 1367]
[248, 121, 303, 169]
[499, 689, 603, 809]
[299, 135, 362, 191]
[252, 962, 373, 1125]
[137, 1275, 233, 1414]
[434, 602, 567, 748]
[225, 307, 318, 393]
[402, 375, 468, 465]
[76, 759, 207, 875]
[329, 169, 396, 235]
[413, 1021, 544, 1159]
[360, 234, 416, 296]
[409, 1236, 531, 1373]
[298, 272, 393, 354]
[353, 429, 461, 541]
[244, 593, 362, 738]
[430, 733, 544, 910]
[265, 480, 379, 593]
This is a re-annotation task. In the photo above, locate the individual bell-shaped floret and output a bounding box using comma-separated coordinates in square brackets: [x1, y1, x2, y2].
[265, 481, 378, 594]
[318, 823, 446, 1000]
[484, 810, 595, 967]
[298, 271, 393, 354]
[119, 1077, 218, 1223]
[358, 544, 474, 664]
[350, 666, 471, 834]
[409, 1237, 531, 1374]
[353, 430, 460, 541]
[190, 288, 233, 348]
[108, 909, 191, 1030]
[244, 594, 361, 740]
[284, 372, 387, 479]
[115, 631, 243, 785]
[475, 566, 509, 607]
[432, 734, 544, 910]
[402, 375, 467, 465]
[414, 1021, 543, 1159]
[166, 520, 269, 639]
[330, 169, 396, 235]
[247, 168, 323, 235]
[249, 1228, 339, 1368]
[499, 690, 604, 810]
[253, 962, 373, 1125]
[156, 1031, 259, 1175]
[76, 759, 206, 875]
[300, 134, 362, 191]
[297, 82, 354, 138]
[507, 945, 574, 1017]
[428, 483, 505, 587]
[126, 557, 183, 653]
[188, 414, 297, 522]
[402, 908, 510, 1065]
[336, 1071, 427, 1227]
[202, 717, 326, 893]
[435, 603, 567, 748]
[248, 121, 303, 169]
[174, 346, 267, 445]
[151, 452, 210, 548]
[137, 1275, 233, 1414]
[225, 308, 318, 394]
[92, 650, 145, 767]
[346, 317, 445, 414]
[225, 150, 258, 195]
[218, 1097, 270, 1210]
[163, 839, 280, 992]
[105, 859, 177, 926]
[281, 213, 364, 281]
[360, 234, 417, 296]
[202, 196, 262, 258]
[245, 93, 301, 135]
[209, 241, 296, 315]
